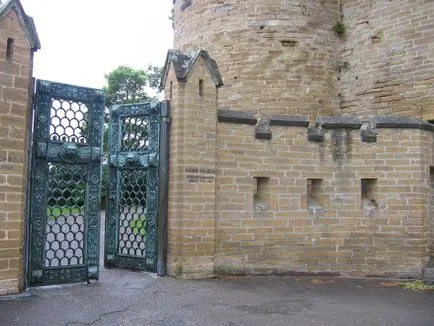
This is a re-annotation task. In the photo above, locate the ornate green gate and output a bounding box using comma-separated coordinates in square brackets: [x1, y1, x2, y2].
[28, 80, 105, 286]
[105, 101, 167, 272]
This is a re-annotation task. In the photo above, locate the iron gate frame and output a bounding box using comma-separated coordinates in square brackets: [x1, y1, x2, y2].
[27, 80, 105, 286]
[105, 100, 169, 274]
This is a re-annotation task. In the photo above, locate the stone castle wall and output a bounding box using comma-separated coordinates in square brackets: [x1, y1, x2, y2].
[340, 0, 434, 119]
[166, 0, 434, 279]
[163, 52, 434, 278]
[215, 118, 433, 277]
[173, 0, 341, 118]
[173, 0, 434, 119]
[0, 8, 34, 295]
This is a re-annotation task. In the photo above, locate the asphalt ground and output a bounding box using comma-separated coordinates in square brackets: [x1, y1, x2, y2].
[0, 270, 433, 326]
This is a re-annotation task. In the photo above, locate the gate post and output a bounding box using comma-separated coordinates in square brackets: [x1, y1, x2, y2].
[0, 1, 40, 295]
[157, 101, 170, 276]
[161, 50, 223, 278]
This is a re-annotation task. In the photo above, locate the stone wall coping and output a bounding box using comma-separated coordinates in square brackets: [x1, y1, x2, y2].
[269, 115, 309, 127]
[217, 111, 434, 133]
[160, 50, 223, 89]
[316, 116, 362, 129]
[217, 109, 257, 125]
[372, 116, 434, 131]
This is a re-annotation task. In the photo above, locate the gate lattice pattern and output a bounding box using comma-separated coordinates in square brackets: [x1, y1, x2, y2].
[118, 170, 147, 256]
[45, 164, 86, 267]
[105, 102, 161, 272]
[28, 80, 104, 286]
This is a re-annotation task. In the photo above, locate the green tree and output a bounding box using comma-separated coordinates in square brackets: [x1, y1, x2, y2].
[146, 65, 163, 89]
[103, 65, 162, 107]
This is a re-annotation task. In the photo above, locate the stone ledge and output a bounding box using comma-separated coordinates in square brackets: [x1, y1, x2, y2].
[216, 113, 434, 134]
[218, 110, 257, 125]
[269, 115, 309, 127]
[317, 116, 362, 129]
[372, 116, 434, 131]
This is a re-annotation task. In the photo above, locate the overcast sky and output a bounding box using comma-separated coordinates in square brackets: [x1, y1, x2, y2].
[20, 0, 174, 89]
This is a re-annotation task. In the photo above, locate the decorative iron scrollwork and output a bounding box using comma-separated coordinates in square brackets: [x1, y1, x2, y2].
[125, 153, 140, 167]
[109, 152, 158, 169]
[28, 80, 104, 286]
[106, 101, 161, 272]
[35, 141, 101, 163]
[59, 143, 79, 163]
[110, 101, 160, 120]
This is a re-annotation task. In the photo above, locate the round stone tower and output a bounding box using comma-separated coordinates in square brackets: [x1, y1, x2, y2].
[173, 0, 342, 117]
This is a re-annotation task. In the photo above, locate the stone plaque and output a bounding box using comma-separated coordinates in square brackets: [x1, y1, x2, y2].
[185, 167, 215, 183]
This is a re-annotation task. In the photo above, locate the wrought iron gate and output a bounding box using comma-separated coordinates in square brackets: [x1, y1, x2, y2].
[105, 101, 168, 272]
[28, 80, 104, 286]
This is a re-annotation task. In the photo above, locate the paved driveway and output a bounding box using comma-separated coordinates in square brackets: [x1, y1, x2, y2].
[0, 270, 433, 326]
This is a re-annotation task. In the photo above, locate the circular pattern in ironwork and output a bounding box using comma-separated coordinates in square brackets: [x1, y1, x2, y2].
[49, 99, 89, 143]
[121, 117, 149, 152]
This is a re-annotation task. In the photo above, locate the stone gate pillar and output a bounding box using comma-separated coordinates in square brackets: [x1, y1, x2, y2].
[161, 50, 223, 278]
[0, 0, 40, 294]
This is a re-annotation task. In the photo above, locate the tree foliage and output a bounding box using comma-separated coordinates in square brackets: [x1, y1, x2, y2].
[103, 65, 162, 107]
[145, 65, 163, 89]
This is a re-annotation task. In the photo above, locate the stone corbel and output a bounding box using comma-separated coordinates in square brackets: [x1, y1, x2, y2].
[361, 120, 378, 142]
[307, 127, 324, 142]
[255, 116, 272, 140]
